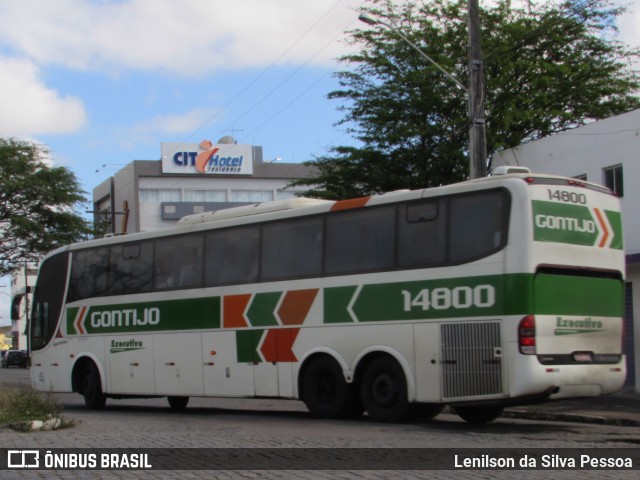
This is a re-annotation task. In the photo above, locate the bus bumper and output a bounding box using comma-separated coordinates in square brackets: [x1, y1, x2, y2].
[507, 347, 627, 400]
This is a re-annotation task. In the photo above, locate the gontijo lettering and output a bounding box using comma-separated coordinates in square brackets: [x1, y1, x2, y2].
[535, 214, 596, 233]
[91, 308, 160, 328]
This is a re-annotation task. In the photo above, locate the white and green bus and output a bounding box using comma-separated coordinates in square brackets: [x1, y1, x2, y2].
[29, 170, 626, 423]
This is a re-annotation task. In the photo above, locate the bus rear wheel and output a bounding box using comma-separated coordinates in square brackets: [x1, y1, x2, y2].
[302, 356, 361, 419]
[360, 356, 411, 422]
[453, 405, 504, 424]
[83, 362, 106, 410]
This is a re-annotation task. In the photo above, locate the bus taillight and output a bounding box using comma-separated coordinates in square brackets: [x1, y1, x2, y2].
[519, 315, 536, 355]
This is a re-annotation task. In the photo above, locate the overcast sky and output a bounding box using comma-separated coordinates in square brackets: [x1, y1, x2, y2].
[1, 0, 639, 326]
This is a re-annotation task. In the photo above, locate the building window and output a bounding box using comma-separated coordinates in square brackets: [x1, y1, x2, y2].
[276, 190, 298, 200]
[183, 190, 226, 202]
[603, 165, 623, 197]
[139, 189, 181, 202]
[231, 190, 274, 202]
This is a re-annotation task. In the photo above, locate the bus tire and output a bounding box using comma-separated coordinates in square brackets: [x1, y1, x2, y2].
[453, 405, 504, 424]
[83, 362, 106, 410]
[360, 356, 411, 422]
[302, 356, 356, 419]
[167, 396, 189, 410]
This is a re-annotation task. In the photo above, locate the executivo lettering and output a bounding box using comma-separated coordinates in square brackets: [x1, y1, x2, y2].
[555, 316, 605, 336]
[110, 338, 144, 353]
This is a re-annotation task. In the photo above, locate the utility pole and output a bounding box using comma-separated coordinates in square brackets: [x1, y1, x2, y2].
[359, 5, 487, 179]
[467, 0, 487, 178]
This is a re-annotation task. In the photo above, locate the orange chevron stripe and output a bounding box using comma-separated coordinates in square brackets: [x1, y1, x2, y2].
[75, 306, 87, 335]
[278, 289, 318, 326]
[223, 294, 251, 328]
[593, 208, 610, 248]
[330, 196, 371, 211]
[261, 328, 300, 362]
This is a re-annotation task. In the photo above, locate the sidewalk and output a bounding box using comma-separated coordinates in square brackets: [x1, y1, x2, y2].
[503, 388, 640, 426]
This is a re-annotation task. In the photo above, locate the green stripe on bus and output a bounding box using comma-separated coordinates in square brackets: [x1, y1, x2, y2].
[236, 329, 263, 362]
[532, 201, 622, 249]
[67, 297, 220, 335]
[246, 292, 281, 327]
[323, 273, 621, 323]
[533, 201, 598, 246]
[324, 286, 359, 323]
[606, 210, 623, 250]
[534, 274, 623, 317]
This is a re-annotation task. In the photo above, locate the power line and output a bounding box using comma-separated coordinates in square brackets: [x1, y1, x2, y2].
[179, 0, 344, 143]
[231, 18, 357, 144]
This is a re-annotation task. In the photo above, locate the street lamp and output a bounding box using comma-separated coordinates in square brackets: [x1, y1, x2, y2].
[358, 10, 487, 178]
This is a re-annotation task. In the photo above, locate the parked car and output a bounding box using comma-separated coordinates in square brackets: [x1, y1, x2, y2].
[2, 350, 28, 368]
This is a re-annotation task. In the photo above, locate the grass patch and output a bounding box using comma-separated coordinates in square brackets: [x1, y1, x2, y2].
[0, 387, 73, 431]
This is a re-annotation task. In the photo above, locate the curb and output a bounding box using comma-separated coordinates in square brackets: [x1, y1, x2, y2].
[502, 409, 640, 427]
[4, 417, 63, 432]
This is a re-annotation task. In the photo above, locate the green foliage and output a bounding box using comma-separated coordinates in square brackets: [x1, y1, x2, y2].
[295, 0, 640, 199]
[0, 138, 91, 275]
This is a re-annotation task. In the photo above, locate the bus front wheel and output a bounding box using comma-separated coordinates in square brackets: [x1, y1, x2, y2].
[360, 356, 411, 422]
[453, 405, 504, 424]
[83, 362, 106, 410]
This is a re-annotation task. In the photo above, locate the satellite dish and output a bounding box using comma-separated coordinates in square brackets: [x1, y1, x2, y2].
[218, 136, 236, 144]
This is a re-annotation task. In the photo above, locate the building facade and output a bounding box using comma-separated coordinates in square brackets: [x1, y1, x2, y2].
[493, 108, 640, 390]
[8, 262, 38, 351]
[92, 138, 314, 234]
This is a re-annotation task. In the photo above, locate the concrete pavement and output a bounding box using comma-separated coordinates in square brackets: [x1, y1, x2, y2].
[503, 388, 640, 427]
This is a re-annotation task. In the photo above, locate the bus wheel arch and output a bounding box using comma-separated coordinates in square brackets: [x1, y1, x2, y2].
[355, 352, 413, 422]
[72, 356, 106, 410]
[298, 353, 363, 419]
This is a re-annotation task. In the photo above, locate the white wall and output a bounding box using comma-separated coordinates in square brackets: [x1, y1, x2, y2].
[493, 109, 640, 255]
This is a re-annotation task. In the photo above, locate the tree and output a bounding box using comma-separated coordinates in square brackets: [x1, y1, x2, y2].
[294, 0, 640, 199]
[0, 138, 91, 275]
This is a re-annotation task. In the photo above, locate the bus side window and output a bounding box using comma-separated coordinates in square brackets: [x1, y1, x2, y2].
[398, 200, 446, 268]
[325, 206, 395, 274]
[262, 217, 323, 280]
[108, 242, 153, 295]
[154, 234, 204, 289]
[68, 248, 109, 301]
[205, 226, 259, 286]
[449, 190, 508, 264]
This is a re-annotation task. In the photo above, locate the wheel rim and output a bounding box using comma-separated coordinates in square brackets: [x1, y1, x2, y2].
[371, 372, 399, 408]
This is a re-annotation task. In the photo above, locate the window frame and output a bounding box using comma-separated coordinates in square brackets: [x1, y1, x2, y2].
[603, 164, 624, 197]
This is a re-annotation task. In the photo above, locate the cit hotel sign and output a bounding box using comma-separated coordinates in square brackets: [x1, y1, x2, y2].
[161, 140, 254, 175]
